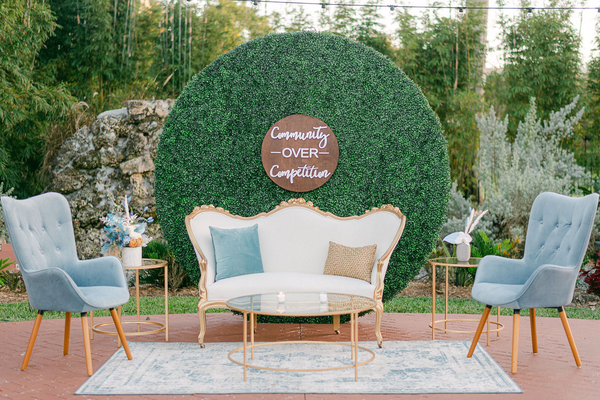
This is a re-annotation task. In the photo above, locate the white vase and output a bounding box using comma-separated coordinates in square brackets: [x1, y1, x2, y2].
[122, 246, 142, 267]
[456, 242, 471, 262]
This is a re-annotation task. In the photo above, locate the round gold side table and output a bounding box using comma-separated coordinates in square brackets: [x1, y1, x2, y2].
[428, 257, 504, 345]
[90, 258, 169, 345]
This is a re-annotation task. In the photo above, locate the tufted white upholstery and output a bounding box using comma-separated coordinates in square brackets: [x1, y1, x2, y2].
[186, 199, 406, 347]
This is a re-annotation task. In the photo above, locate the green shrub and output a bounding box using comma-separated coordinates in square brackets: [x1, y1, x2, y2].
[141, 240, 192, 290]
[155, 32, 450, 302]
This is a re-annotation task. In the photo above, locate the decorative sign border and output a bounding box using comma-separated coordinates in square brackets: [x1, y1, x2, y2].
[261, 114, 339, 192]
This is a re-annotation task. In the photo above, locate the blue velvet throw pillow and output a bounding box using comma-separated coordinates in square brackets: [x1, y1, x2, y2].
[209, 224, 264, 281]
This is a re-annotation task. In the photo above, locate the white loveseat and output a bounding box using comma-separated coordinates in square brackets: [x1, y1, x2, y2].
[185, 198, 406, 347]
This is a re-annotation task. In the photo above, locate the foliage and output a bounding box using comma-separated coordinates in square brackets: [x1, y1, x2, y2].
[0, 257, 16, 287]
[141, 239, 192, 290]
[100, 196, 154, 254]
[445, 230, 521, 286]
[493, 1, 582, 135]
[476, 97, 589, 239]
[394, 7, 487, 196]
[0, 0, 75, 197]
[155, 32, 451, 304]
[0, 182, 15, 243]
[471, 231, 520, 259]
[580, 258, 600, 296]
[0, 269, 24, 292]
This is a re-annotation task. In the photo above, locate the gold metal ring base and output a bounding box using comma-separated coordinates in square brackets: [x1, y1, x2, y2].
[92, 320, 166, 336]
[429, 318, 504, 334]
[228, 340, 375, 372]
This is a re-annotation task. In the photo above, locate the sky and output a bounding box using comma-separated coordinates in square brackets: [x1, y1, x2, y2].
[248, 0, 599, 69]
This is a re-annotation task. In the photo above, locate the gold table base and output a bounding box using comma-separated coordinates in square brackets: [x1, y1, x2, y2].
[228, 340, 375, 372]
[429, 318, 504, 335]
[428, 257, 505, 345]
[90, 258, 169, 345]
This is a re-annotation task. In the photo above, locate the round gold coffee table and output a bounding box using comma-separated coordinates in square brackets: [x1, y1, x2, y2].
[428, 257, 504, 344]
[226, 292, 376, 382]
[91, 258, 169, 344]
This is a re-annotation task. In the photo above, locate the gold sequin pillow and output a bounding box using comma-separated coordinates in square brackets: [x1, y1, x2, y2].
[323, 241, 377, 283]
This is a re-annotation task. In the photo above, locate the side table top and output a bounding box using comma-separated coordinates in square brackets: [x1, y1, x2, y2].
[123, 258, 168, 270]
[428, 257, 482, 267]
[226, 292, 376, 317]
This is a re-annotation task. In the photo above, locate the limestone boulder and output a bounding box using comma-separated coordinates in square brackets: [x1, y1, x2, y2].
[50, 100, 174, 260]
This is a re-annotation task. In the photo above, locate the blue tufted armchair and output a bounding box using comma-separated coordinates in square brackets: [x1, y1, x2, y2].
[467, 192, 598, 373]
[1, 192, 133, 376]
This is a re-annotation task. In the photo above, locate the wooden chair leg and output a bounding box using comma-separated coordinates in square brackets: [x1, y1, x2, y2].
[81, 312, 93, 376]
[110, 308, 133, 360]
[529, 308, 537, 354]
[22, 310, 44, 371]
[558, 306, 582, 367]
[467, 305, 491, 357]
[511, 310, 521, 374]
[254, 313, 258, 333]
[333, 315, 340, 334]
[64, 312, 71, 355]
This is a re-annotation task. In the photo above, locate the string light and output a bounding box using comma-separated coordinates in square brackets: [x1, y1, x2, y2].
[457, 7, 465, 18]
[237, 0, 599, 12]
[526, 7, 534, 18]
[596, 8, 600, 21]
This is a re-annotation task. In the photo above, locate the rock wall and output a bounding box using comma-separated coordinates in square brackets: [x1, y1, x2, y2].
[50, 100, 174, 259]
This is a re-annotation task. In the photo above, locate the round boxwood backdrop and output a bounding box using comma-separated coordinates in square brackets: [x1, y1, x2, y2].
[155, 31, 450, 304]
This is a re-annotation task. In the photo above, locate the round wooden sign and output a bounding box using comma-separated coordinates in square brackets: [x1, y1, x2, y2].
[261, 114, 339, 192]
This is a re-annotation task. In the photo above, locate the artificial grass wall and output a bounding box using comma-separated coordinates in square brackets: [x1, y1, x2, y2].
[155, 32, 450, 302]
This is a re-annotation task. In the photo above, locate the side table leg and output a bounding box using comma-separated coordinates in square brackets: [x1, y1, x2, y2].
[250, 312, 255, 360]
[90, 311, 94, 340]
[445, 265, 449, 332]
[354, 312, 359, 381]
[136, 270, 140, 333]
[165, 264, 169, 342]
[350, 313, 355, 360]
[497, 307, 501, 337]
[243, 312, 247, 381]
[432, 263, 436, 340]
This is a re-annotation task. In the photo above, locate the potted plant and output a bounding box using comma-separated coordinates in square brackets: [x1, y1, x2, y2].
[443, 208, 487, 262]
[100, 195, 153, 267]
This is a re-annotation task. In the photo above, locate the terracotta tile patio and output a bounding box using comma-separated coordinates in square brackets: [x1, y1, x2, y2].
[1, 311, 599, 399]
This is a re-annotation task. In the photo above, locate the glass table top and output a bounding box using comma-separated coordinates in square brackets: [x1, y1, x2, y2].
[226, 292, 377, 317]
[428, 257, 482, 267]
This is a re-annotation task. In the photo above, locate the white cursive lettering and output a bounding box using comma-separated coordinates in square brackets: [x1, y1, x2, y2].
[269, 164, 331, 184]
[269, 125, 330, 149]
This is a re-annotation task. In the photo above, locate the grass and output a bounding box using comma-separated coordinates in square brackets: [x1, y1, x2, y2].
[2, 294, 600, 322]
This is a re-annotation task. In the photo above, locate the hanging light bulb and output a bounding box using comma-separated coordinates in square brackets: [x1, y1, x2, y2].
[596, 8, 600, 22]
[321, 2, 326, 9]
[526, 8, 534, 18]
[390, 5, 395, 12]
[457, 7, 465, 18]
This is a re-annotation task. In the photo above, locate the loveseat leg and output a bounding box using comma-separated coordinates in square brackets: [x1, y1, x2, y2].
[198, 304, 208, 348]
[375, 300, 384, 348]
[333, 315, 340, 334]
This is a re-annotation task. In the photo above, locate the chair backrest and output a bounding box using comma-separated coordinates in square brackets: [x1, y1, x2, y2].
[524, 192, 598, 270]
[1, 192, 79, 273]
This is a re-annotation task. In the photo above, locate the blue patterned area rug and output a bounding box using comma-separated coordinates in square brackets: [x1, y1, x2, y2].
[76, 341, 521, 395]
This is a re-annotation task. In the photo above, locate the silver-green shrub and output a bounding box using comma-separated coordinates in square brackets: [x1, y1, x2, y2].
[476, 97, 589, 240]
[0, 182, 15, 243]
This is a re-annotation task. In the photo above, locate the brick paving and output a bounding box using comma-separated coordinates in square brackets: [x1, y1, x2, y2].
[1, 311, 599, 399]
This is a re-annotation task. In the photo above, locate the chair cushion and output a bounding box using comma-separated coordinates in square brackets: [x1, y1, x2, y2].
[78, 286, 131, 312]
[210, 224, 264, 281]
[207, 272, 376, 301]
[323, 241, 377, 282]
